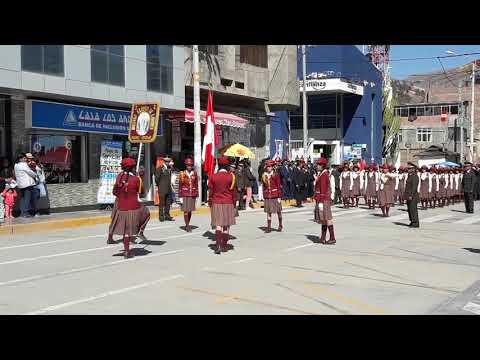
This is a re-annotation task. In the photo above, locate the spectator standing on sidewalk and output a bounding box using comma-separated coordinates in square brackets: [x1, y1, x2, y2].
[244, 159, 256, 210]
[2, 182, 17, 223]
[14, 153, 39, 218]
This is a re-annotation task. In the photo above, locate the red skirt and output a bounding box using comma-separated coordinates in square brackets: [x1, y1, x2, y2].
[109, 205, 150, 236]
[181, 197, 196, 212]
[211, 203, 236, 227]
[419, 179, 430, 199]
[264, 198, 282, 213]
[378, 187, 394, 207]
[315, 200, 332, 221]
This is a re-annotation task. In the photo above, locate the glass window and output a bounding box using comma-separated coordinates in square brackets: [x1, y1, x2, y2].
[416, 106, 425, 116]
[91, 45, 125, 86]
[146, 45, 173, 94]
[30, 134, 83, 184]
[450, 105, 458, 114]
[397, 131, 403, 144]
[21, 45, 64, 76]
[441, 106, 449, 114]
[400, 108, 408, 117]
[424, 106, 432, 116]
[416, 128, 432, 142]
[433, 106, 441, 115]
[408, 107, 416, 116]
[240, 45, 268, 68]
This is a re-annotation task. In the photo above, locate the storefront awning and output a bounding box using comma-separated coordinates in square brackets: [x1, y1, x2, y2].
[165, 108, 249, 129]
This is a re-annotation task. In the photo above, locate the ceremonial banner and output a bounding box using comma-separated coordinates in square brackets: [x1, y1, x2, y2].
[128, 103, 161, 143]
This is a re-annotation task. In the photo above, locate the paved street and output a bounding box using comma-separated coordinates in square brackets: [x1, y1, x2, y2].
[1, 201, 480, 315]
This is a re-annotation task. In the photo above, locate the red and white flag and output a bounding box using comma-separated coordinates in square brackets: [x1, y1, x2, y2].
[202, 90, 218, 177]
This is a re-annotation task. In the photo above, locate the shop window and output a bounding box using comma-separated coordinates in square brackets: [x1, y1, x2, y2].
[198, 45, 218, 55]
[146, 45, 173, 94]
[30, 135, 83, 184]
[240, 45, 268, 68]
[21, 45, 64, 76]
[91, 45, 125, 86]
[416, 128, 432, 142]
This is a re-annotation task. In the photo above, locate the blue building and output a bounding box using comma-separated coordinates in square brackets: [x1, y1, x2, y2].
[270, 45, 383, 164]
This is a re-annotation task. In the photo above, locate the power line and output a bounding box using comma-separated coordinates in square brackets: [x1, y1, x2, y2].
[436, 57, 459, 87]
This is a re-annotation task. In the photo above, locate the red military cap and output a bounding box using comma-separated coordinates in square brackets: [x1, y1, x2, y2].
[265, 160, 276, 167]
[316, 157, 328, 166]
[217, 156, 230, 166]
[121, 157, 136, 168]
[184, 158, 194, 166]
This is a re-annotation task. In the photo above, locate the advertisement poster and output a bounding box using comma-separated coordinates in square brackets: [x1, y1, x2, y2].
[97, 141, 123, 204]
[343, 145, 352, 161]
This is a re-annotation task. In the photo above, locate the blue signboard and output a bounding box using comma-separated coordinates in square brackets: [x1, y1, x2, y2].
[29, 100, 163, 136]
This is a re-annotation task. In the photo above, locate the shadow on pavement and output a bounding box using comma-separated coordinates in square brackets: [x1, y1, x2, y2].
[451, 209, 467, 213]
[112, 248, 152, 257]
[371, 213, 385, 217]
[180, 225, 199, 232]
[393, 222, 411, 227]
[208, 243, 234, 252]
[464, 248, 480, 254]
[202, 231, 237, 241]
[138, 240, 166, 246]
[306, 235, 319, 243]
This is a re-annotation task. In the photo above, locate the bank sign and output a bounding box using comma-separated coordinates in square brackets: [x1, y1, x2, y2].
[298, 78, 364, 96]
[26, 100, 163, 136]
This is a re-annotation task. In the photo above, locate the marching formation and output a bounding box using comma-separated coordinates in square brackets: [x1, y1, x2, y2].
[106, 155, 479, 258]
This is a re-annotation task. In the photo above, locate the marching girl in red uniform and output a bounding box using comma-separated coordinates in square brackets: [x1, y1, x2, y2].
[108, 158, 150, 259]
[314, 157, 336, 244]
[179, 157, 198, 232]
[208, 156, 237, 255]
[261, 160, 283, 233]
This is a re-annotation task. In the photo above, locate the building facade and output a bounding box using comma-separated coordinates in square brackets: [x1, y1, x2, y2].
[175, 45, 298, 176]
[0, 45, 185, 210]
[394, 102, 466, 164]
[270, 45, 383, 165]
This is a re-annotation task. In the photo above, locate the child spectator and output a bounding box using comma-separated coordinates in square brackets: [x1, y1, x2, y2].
[2, 182, 18, 221]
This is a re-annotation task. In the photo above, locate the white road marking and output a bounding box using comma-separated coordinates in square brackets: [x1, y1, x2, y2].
[422, 214, 455, 223]
[228, 257, 255, 264]
[462, 301, 480, 315]
[0, 249, 185, 287]
[454, 215, 480, 225]
[384, 213, 409, 221]
[334, 209, 367, 217]
[283, 243, 314, 252]
[24, 274, 185, 315]
[0, 231, 200, 266]
[0, 225, 175, 251]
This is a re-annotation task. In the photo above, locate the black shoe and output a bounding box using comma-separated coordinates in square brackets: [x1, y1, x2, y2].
[166, 216, 175, 221]
[159, 218, 165, 222]
[409, 223, 419, 228]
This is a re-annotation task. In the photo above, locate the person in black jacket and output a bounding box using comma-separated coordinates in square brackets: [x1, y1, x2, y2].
[155, 156, 174, 222]
[474, 164, 480, 201]
[462, 162, 476, 213]
[293, 160, 307, 207]
[404, 162, 420, 228]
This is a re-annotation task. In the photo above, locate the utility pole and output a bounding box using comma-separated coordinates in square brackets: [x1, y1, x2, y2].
[192, 45, 202, 207]
[470, 61, 476, 162]
[459, 81, 464, 163]
[302, 45, 308, 158]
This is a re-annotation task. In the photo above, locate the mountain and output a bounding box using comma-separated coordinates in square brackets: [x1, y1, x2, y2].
[391, 79, 426, 104]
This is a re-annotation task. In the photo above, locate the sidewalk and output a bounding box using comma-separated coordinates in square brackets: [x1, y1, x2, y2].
[0, 199, 310, 236]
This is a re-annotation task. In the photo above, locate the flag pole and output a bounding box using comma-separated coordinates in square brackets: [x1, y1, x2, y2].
[193, 45, 202, 208]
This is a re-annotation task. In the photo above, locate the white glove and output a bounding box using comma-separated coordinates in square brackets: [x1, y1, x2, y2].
[317, 202, 324, 211]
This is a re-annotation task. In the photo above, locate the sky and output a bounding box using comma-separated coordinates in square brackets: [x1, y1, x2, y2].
[357, 45, 480, 80]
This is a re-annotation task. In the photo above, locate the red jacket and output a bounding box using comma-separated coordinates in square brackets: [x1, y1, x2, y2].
[178, 170, 199, 198]
[208, 170, 236, 205]
[113, 172, 142, 211]
[314, 170, 331, 203]
[262, 172, 282, 199]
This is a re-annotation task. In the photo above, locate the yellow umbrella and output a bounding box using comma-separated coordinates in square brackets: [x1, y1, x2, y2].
[219, 143, 256, 159]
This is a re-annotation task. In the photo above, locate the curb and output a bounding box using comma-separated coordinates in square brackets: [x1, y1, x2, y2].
[0, 198, 312, 236]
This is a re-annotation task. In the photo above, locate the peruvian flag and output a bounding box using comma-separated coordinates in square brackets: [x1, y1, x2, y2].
[202, 90, 218, 178]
